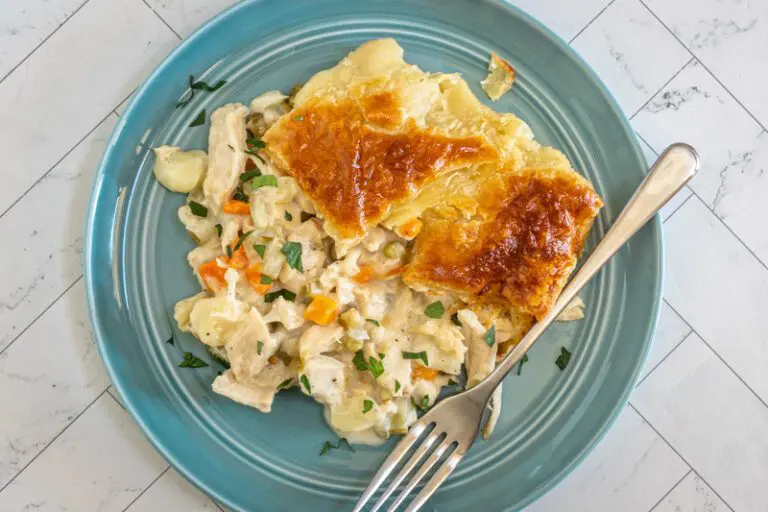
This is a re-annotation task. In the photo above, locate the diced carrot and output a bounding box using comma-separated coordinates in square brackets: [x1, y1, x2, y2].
[397, 218, 422, 239]
[198, 259, 228, 291]
[268, 355, 279, 364]
[228, 243, 249, 269]
[223, 199, 250, 215]
[304, 295, 340, 325]
[353, 265, 375, 284]
[383, 265, 405, 277]
[411, 365, 439, 381]
[245, 263, 271, 295]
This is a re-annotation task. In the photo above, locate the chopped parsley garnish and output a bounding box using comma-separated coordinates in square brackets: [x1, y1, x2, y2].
[165, 334, 174, 346]
[300, 375, 312, 393]
[233, 187, 249, 202]
[240, 169, 261, 182]
[260, 275, 272, 285]
[395, 380, 401, 393]
[555, 347, 571, 371]
[226, 245, 233, 258]
[294, 115, 304, 121]
[319, 438, 355, 456]
[517, 354, 529, 376]
[412, 395, 430, 411]
[402, 350, 429, 366]
[232, 230, 253, 252]
[257, 341, 263, 355]
[176, 75, 227, 108]
[178, 352, 209, 368]
[368, 357, 384, 378]
[281, 242, 304, 272]
[448, 379, 457, 385]
[189, 109, 206, 127]
[378, 352, 385, 359]
[366, 318, 380, 326]
[363, 400, 374, 413]
[424, 301, 445, 319]
[264, 289, 297, 303]
[246, 137, 267, 149]
[284, 211, 293, 221]
[353, 350, 368, 371]
[450, 312, 462, 327]
[190, 76, 226, 92]
[251, 175, 278, 190]
[215, 224, 222, 237]
[207, 347, 230, 368]
[485, 325, 496, 347]
[188, 201, 208, 217]
[276, 378, 293, 390]
[253, 244, 266, 258]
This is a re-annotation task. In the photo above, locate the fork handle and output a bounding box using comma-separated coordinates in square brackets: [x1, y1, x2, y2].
[475, 143, 699, 396]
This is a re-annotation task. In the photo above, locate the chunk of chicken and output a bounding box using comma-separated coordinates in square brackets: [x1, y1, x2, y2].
[202, 103, 250, 213]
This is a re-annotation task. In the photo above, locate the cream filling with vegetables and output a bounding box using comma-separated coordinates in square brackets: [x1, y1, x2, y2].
[156, 91, 583, 445]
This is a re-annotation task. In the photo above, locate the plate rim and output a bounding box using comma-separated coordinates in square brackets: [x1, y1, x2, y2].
[84, 0, 664, 509]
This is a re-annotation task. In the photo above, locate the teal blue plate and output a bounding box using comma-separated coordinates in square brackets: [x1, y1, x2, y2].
[84, 1, 662, 510]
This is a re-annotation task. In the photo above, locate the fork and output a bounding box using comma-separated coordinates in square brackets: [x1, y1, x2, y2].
[353, 143, 700, 512]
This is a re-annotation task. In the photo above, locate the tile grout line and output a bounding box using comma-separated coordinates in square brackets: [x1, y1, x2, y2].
[0, 93, 125, 222]
[628, 403, 735, 512]
[638, 0, 768, 135]
[0, 387, 109, 495]
[0, 275, 83, 357]
[140, 0, 183, 40]
[568, 0, 619, 44]
[662, 298, 768, 413]
[647, 468, 693, 512]
[635, 326, 694, 389]
[106, 387, 126, 411]
[629, 56, 695, 121]
[661, 192, 694, 224]
[687, 190, 768, 275]
[119, 464, 171, 512]
[0, 0, 93, 87]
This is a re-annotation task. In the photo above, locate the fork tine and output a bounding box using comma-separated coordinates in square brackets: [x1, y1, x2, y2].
[403, 451, 463, 512]
[352, 422, 431, 512]
[368, 431, 441, 512]
[386, 438, 453, 512]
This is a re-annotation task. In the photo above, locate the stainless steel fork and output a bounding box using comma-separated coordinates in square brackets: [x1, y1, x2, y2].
[353, 143, 700, 512]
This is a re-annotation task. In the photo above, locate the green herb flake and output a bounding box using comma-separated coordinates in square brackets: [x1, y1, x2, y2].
[353, 350, 369, 371]
[251, 175, 278, 190]
[284, 211, 293, 221]
[450, 312, 462, 327]
[226, 245, 233, 258]
[165, 334, 174, 346]
[412, 395, 430, 411]
[276, 378, 293, 390]
[189, 109, 206, 127]
[363, 399, 374, 414]
[281, 241, 304, 272]
[319, 438, 355, 456]
[207, 347, 230, 368]
[555, 347, 571, 371]
[294, 115, 304, 121]
[190, 76, 227, 92]
[424, 301, 445, 319]
[240, 169, 261, 182]
[215, 224, 222, 237]
[395, 380, 401, 393]
[260, 275, 273, 285]
[233, 187, 249, 202]
[188, 201, 208, 217]
[178, 352, 209, 368]
[246, 138, 267, 149]
[402, 350, 429, 366]
[517, 354, 529, 376]
[378, 352, 385, 360]
[485, 325, 496, 347]
[253, 244, 266, 258]
[232, 230, 253, 252]
[448, 378, 458, 385]
[257, 341, 263, 355]
[264, 289, 297, 303]
[366, 318, 380, 326]
[368, 357, 384, 379]
[300, 374, 312, 394]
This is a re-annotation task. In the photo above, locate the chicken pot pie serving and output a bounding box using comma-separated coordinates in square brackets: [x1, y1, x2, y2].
[158, 39, 603, 445]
